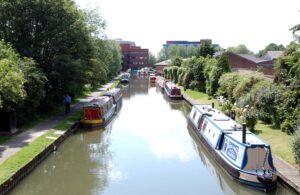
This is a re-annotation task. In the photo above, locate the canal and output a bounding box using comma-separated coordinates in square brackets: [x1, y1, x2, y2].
[10, 76, 297, 195]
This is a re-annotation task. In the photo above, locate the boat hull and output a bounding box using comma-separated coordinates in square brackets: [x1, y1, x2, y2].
[187, 118, 277, 192]
[164, 88, 183, 99]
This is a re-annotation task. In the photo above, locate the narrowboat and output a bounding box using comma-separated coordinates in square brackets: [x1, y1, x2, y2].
[121, 73, 130, 83]
[187, 104, 277, 191]
[149, 73, 156, 83]
[103, 88, 123, 112]
[164, 81, 182, 99]
[155, 76, 165, 92]
[80, 96, 115, 128]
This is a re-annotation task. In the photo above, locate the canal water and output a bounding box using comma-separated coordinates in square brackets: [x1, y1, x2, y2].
[11, 76, 297, 195]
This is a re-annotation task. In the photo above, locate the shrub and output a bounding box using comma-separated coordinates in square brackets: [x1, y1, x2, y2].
[189, 80, 200, 91]
[292, 120, 300, 165]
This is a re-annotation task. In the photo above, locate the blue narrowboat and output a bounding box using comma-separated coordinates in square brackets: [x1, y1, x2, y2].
[188, 104, 277, 191]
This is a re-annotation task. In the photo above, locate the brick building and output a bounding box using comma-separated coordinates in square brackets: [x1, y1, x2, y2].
[116, 39, 150, 71]
[215, 51, 283, 78]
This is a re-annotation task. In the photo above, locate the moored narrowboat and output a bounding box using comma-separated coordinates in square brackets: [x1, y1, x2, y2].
[149, 73, 156, 83]
[80, 96, 115, 128]
[121, 73, 130, 83]
[188, 104, 277, 191]
[164, 81, 182, 99]
[103, 88, 123, 112]
[155, 76, 165, 92]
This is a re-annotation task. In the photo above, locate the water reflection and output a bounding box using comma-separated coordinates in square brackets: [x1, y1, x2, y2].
[10, 76, 298, 195]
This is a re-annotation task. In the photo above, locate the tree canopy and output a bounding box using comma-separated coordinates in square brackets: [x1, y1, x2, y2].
[227, 44, 252, 54]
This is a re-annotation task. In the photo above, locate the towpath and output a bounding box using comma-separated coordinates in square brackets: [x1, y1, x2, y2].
[0, 80, 116, 164]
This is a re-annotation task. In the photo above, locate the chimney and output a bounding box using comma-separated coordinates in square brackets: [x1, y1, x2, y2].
[242, 123, 246, 144]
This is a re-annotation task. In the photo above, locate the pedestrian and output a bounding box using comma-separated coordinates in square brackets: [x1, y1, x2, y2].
[64, 94, 72, 113]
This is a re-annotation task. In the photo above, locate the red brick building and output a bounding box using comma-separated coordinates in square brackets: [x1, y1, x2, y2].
[117, 39, 150, 71]
[215, 52, 283, 78]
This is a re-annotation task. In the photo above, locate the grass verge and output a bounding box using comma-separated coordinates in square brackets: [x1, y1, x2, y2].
[0, 111, 82, 184]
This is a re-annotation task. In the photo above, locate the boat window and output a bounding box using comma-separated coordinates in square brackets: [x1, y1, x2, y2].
[193, 110, 197, 120]
[202, 121, 208, 132]
[197, 115, 203, 126]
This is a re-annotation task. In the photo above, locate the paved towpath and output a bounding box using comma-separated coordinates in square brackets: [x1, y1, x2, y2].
[0, 80, 116, 164]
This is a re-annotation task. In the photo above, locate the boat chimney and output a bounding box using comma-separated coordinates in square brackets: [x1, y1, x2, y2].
[242, 123, 246, 144]
[212, 102, 214, 109]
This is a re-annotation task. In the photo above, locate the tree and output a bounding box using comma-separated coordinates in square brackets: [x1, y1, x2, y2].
[18, 58, 47, 125]
[0, 0, 98, 110]
[0, 40, 26, 112]
[257, 43, 285, 57]
[172, 57, 182, 67]
[148, 52, 156, 68]
[196, 40, 215, 58]
[227, 44, 252, 54]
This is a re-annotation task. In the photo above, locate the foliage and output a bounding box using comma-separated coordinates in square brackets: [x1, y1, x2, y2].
[227, 44, 252, 54]
[204, 56, 230, 96]
[257, 43, 285, 57]
[292, 120, 300, 164]
[239, 106, 257, 132]
[218, 72, 241, 101]
[172, 57, 182, 67]
[255, 84, 282, 126]
[148, 52, 156, 68]
[157, 45, 198, 61]
[196, 40, 215, 58]
[0, 40, 26, 112]
[17, 58, 47, 125]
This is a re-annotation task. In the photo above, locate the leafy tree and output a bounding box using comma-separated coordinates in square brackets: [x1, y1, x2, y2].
[227, 44, 252, 54]
[172, 57, 182, 67]
[257, 43, 285, 57]
[196, 40, 215, 58]
[0, 0, 98, 110]
[0, 40, 26, 112]
[148, 52, 156, 68]
[18, 58, 47, 125]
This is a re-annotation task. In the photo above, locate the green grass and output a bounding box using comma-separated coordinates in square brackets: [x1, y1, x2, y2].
[0, 111, 82, 184]
[183, 88, 298, 168]
[255, 121, 297, 168]
[181, 88, 221, 109]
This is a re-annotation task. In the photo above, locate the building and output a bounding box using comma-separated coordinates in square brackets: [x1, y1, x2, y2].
[154, 59, 172, 76]
[116, 39, 150, 71]
[214, 51, 284, 78]
[163, 39, 220, 49]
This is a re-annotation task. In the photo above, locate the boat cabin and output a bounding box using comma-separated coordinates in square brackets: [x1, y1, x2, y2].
[149, 74, 156, 83]
[80, 96, 115, 128]
[164, 81, 182, 98]
[103, 88, 123, 112]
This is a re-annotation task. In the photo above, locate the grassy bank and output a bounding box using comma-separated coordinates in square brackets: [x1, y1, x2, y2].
[181, 89, 297, 168]
[0, 111, 82, 184]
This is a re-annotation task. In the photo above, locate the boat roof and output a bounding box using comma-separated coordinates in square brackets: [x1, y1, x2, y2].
[194, 104, 266, 145]
[84, 96, 111, 108]
[165, 81, 178, 88]
[103, 88, 121, 97]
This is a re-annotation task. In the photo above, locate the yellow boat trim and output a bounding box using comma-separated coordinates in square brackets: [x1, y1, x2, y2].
[80, 119, 103, 124]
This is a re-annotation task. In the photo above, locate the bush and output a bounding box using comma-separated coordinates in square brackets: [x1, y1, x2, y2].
[292, 121, 300, 165]
[189, 80, 200, 91]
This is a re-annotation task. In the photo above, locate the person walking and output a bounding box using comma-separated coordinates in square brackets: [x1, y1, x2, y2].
[64, 94, 72, 113]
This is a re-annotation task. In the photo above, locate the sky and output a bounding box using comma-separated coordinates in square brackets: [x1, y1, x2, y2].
[75, 0, 300, 56]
